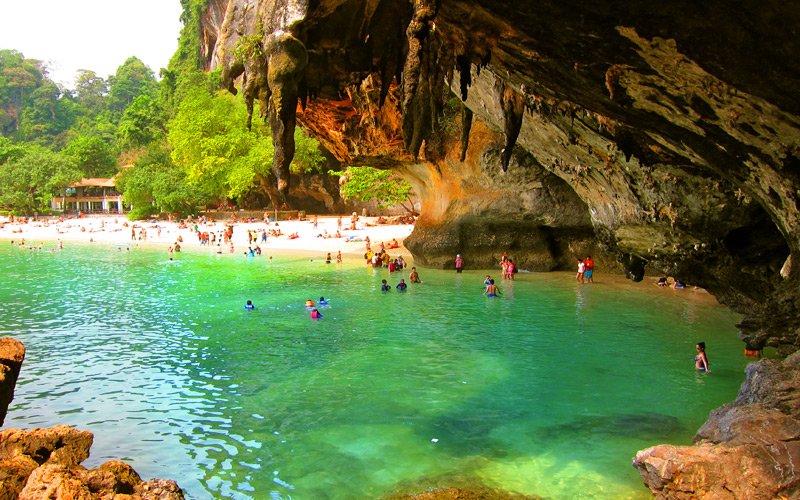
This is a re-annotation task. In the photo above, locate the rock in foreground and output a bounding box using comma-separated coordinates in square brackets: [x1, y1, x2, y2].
[0, 426, 184, 500]
[633, 351, 800, 499]
[0, 337, 25, 426]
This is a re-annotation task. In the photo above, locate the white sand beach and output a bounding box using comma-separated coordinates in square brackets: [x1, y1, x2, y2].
[0, 214, 415, 259]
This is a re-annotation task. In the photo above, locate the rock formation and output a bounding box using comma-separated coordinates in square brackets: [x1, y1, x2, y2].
[1, 339, 184, 500]
[634, 351, 800, 499]
[0, 337, 25, 427]
[201, 0, 800, 496]
[0, 426, 184, 500]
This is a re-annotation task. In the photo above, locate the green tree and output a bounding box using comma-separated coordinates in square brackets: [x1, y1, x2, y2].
[17, 81, 76, 146]
[331, 166, 416, 213]
[63, 136, 116, 177]
[168, 89, 273, 200]
[169, 88, 324, 204]
[108, 57, 158, 114]
[0, 50, 46, 136]
[116, 144, 209, 217]
[73, 69, 108, 113]
[117, 95, 164, 149]
[0, 144, 82, 212]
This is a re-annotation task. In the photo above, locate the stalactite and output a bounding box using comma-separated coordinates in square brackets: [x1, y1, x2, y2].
[266, 33, 307, 203]
[500, 84, 525, 171]
[460, 105, 473, 162]
[401, 0, 438, 159]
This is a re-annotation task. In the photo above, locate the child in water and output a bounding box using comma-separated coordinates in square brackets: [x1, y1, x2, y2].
[381, 279, 391, 291]
[310, 309, 323, 319]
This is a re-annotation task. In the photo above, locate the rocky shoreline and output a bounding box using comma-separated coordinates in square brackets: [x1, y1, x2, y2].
[0, 338, 183, 500]
[634, 351, 800, 499]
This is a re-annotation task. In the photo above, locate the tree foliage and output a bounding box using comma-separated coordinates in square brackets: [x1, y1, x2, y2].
[0, 142, 82, 213]
[331, 166, 416, 213]
[108, 57, 158, 114]
[116, 144, 209, 217]
[168, 88, 324, 203]
[63, 136, 116, 177]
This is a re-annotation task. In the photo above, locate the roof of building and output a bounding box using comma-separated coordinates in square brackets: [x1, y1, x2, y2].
[68, 178, 117, 188]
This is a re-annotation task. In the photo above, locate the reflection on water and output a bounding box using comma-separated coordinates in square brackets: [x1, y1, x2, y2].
[1, 244, 751, 500]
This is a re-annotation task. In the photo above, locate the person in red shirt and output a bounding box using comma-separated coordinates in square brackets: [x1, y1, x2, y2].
[584, 255, 595, 283]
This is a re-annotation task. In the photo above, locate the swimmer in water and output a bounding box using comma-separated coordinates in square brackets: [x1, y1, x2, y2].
[381, 279, 391, 292]
[245, 300, 255, 310]
[318, 296, 328, 305]
[484, 279, 500, 297]
[310, 308, 323, 319]
[409, 267, 422, 283]
[397, 279, 407, 291]
[695, 342, 711, 372]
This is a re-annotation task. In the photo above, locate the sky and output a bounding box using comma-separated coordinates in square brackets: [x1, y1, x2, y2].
[0, 0, 185, 86]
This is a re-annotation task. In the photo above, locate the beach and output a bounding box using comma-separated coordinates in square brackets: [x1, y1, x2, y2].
[0, 214, 414, 259]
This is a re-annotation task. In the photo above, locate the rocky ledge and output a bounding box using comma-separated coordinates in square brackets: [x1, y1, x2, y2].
[0, 426, 184, 500]
[634, 351, 800, 499]
[0, 337, 25, 427]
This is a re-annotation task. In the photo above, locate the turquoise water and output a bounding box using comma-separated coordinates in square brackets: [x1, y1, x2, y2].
[1, 243, 751, 500]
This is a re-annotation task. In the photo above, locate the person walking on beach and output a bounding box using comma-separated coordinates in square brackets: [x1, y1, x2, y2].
[455, 254, 464, 273]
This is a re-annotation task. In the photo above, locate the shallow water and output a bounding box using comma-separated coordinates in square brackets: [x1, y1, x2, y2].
[2, 243, 751, 500]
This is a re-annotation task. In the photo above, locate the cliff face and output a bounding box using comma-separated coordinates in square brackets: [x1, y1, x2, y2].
[203, 0, 800, 355]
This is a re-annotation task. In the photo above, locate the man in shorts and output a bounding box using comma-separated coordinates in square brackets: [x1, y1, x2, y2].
[584, 255, 595, 283]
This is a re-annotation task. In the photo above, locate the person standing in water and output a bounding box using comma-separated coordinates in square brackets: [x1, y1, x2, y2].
[695, 342, 711, 372]
[584, 255, 595, 283]
[484, 279, 500, 296]
[455, 254, 464, 273]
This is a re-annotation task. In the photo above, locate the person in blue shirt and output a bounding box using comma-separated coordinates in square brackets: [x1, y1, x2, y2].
[245, 300, 255, 310]
[318, 296, 328, 305]
[397, 279, 407, 291]
[381, 279, 391, 291]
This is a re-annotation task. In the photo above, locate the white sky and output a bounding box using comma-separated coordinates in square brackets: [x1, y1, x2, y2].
[0, 0, 184, 87]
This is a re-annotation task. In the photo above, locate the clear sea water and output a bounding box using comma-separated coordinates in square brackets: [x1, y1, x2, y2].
[1, 242, 753, 500]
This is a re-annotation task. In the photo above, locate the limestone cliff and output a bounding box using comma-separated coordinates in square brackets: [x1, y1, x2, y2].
[203, 2, 800, 496]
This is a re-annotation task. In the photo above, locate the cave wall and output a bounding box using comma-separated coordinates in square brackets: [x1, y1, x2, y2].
[201, 0, 800, 354]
